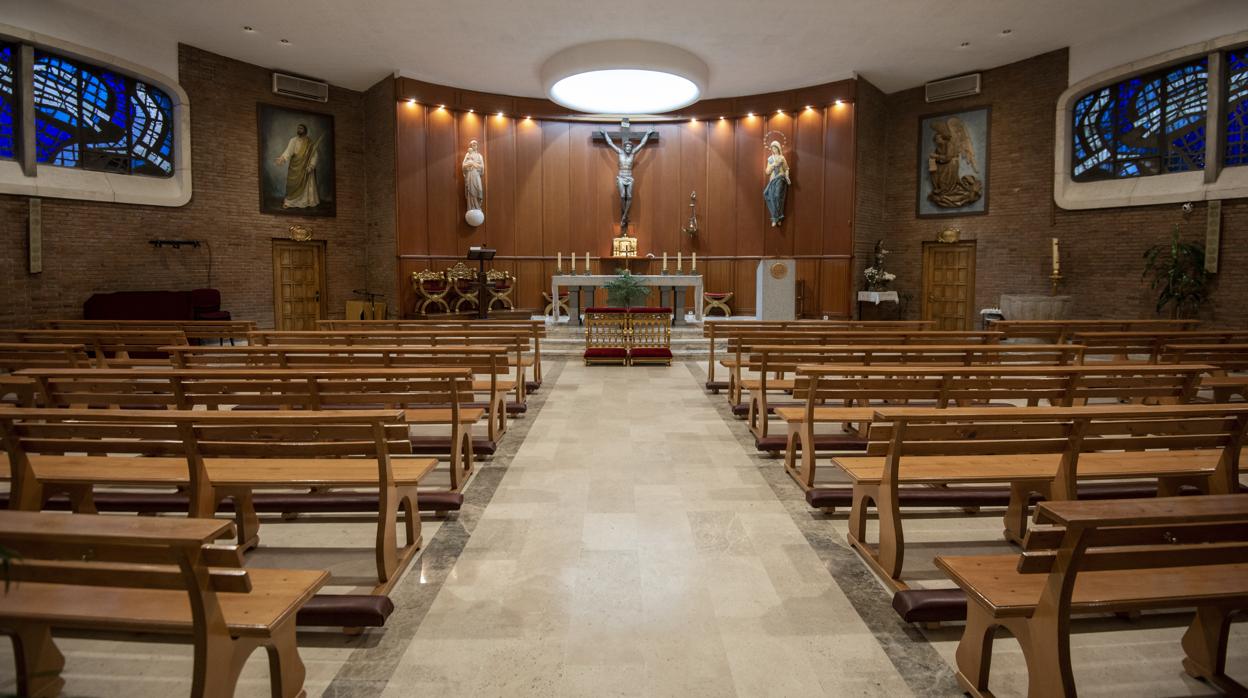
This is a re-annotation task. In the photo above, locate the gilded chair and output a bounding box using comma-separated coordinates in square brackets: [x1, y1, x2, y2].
[702, 291, 733, 318]
[485, 269, 515, 310]
[583, 308, 630, 365]
[445, 262, 479, 312]
[543, 291, 571, 318]
[411, 269, 450, 314]
[628, 307, 673, 366]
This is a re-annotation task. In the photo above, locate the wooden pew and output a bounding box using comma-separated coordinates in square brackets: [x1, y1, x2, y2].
[936, 495, 1248, 697]
[780, 363, 1208, 489]
[738, 342, 1084, 429]
[833, 403, 1248, 590]
[1071, 329, 1248, 363]
[2, 329, 188, 367]
[42, 319, 256, 344]
[0, 407, 430, 595]
[249, 330, 534, 405]
[0, 342, 92, 406]
[0, 510, 326, 698]
[18, 367, 481, 491]
[1164, 342, 1248, 402]
[316, 318, 547, 387]
[702, 320, 936, 391]
[988, 318, 1200, 343]
[165, 344, 514, 442]
[721, 330, 1006, 405]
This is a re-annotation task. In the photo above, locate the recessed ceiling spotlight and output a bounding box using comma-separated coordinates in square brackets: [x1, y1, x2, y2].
[242, 26, 255, 32]
[719, 115, 725, 120]
[747, 112, 754, 118]
[690, 117, 697, 123]
[279, 38, 291, 45]
[834, 99, 844, 105]
[497, 111, 504, 117]
[541, 40, 708, 114]
[1001, 28, 1013, 35]
[959, 41, 971, 48]
[407, 98, 416, 105]
[468, 108, 474, 113]
[804, 105, 813, 110]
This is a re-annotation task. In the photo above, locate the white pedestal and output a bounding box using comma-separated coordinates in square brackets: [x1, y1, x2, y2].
[999, 294, 1073, 321]
[756, 259, 795, 320]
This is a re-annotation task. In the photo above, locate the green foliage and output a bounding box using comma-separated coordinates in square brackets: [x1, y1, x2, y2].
[605, 270, 652, 308]
[1141, 224, 1211, 318]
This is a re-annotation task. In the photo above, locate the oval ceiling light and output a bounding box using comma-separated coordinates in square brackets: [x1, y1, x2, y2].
[541, 40, 709, 114]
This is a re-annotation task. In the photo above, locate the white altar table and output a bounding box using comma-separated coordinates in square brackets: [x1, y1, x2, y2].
[551, 274, 704, 324]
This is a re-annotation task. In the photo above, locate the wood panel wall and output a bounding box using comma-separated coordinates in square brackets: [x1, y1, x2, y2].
[395, 103, 856, 317]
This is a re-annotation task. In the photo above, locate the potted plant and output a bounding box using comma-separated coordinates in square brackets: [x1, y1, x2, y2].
[604, 269, 652, 308]
[1142, 224, 1212, 318]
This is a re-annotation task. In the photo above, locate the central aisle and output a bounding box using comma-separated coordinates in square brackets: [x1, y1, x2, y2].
[381, 361, 913, 696]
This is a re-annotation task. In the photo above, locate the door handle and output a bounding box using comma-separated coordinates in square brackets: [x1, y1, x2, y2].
[314, 290, 321, 302]
[928, 295, 938, 303]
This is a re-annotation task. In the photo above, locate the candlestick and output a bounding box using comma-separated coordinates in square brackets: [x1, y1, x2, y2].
[571, 252, 577, 274]
[676, 251, 682, 272]
[586, 252, 591, 275]
[557, 252, 562, 273]
[663, 252, 668, 272]
[691, 252, 697, 272]
[1051, 238, 1060, 275]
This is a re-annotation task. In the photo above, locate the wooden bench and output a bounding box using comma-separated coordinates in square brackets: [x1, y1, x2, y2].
[0, 510, 326, 698]
[702, 320, 937, 390]
[720, 331, 1007, 405]
[833, 403, 1248, 590]
[0, 407, 431, 595]
[317, 319, 547, 387]
[936, 495, 1248, 697]
[738, 343, 1085, 432]
[1164, 343, 1248, 402]
[18, 366, 481, 492]
[165, 344, 515, 442]
[249, 330, 534, 405]
[989, 318, 1200, 343]
[1071, 330, 1248, 363]
[2, 329, 189, 367]
[42, 319, 256, 345]
[780, 363, 1209, 490]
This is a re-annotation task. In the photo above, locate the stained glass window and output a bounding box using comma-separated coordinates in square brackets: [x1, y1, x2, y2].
[0, 42, 15, 160]
[1072, 58, 1207, 181]
[1227, 48, 1248, 168]
[32, 49, 174, 177]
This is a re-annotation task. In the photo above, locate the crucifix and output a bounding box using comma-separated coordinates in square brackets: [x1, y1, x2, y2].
[592, 118, 658, 229]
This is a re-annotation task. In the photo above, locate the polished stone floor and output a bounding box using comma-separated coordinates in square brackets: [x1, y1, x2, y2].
[2, 359, 1244, 696]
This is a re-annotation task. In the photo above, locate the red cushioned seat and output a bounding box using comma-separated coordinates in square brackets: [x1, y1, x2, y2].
[585, 348, 628, 358]
[629, 348, 672, 359]
[704, 292, 731, 299]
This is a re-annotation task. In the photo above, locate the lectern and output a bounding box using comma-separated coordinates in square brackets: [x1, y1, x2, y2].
[467, 246, 496, 319]
[755, 258, 795, 320]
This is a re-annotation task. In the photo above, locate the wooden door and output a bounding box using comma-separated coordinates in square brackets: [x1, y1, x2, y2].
[921, 241, 976, 330]
[272, 240, 326, 330]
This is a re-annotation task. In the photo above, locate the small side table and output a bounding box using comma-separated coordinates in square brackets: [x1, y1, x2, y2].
[857, 290, 900, 320]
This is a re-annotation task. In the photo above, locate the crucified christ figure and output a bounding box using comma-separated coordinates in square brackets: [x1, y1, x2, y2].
[600, 126, 656, 228]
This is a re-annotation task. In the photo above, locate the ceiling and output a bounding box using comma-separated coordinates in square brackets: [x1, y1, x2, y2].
[56, 0, 1220, 96]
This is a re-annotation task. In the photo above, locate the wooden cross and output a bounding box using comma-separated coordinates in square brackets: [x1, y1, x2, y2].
[590, 118, 661, 146]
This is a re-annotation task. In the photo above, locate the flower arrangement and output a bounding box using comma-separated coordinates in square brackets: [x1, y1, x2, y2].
[863, 240, 896, 291]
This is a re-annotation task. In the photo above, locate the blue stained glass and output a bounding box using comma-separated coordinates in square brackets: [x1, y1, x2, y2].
[129, 82, 173, 175]
[1072, 57, 1207, 180]
[1227, 49, 1248, 167]
[0, 42, 14, 159]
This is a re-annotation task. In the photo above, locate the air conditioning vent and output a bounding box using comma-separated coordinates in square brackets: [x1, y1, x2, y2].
[272, 73, 329, 102]
[925, 73, 981, 103]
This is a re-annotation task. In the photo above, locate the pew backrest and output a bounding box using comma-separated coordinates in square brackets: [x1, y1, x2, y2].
[42, 319, 256, 344]
[1163, 343, 1248, 373]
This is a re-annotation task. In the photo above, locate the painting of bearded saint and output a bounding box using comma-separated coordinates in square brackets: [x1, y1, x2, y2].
[916, 107, 989, 217]
[258, 104, 336, 217]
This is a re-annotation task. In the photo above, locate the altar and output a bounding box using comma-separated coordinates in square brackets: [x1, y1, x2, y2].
[551, 274, 704, 324]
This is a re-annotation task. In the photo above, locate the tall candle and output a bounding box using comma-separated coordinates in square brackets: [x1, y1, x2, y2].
[557, 252, 562, 272]
[1051, 238, 1060, 275]
[663, 252, 668, 271]
[677, 251, 682, 271]
[571, 252, 577, 274]
[692, 252, 697, 271]
[586, 252, 591, 273]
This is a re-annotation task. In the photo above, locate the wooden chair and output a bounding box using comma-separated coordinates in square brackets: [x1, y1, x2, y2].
[780, 363, 1208, 490]
[702, 291, 733, 317]
[410, 269, 451, 314]
[0, 510, 327, 698]
[834, 403, 1248, 589]
[445, 262, 479, 312]
[937, 495, 1248, 697]
[628, 307, 673, 366]
[20, 366, 481, 491]
[485, 269, 515, 310]
[584, 308, 630, 365]
[0, 407, 429, 595]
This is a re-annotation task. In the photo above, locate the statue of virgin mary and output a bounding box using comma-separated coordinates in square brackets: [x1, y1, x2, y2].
[763, 141, 790, 227]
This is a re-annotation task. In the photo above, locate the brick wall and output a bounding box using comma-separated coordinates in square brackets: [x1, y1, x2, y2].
[363, 75, 397, 318]
[873, 49, 1247, 327]
[0, 44, 387, 328]
[852, 77, 890, 314]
